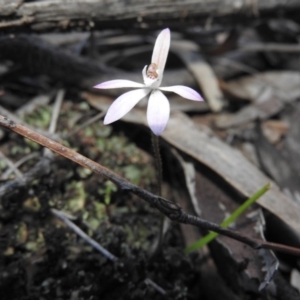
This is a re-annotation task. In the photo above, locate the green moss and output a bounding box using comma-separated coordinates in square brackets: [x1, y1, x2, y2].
[24, 105, 51, 129]
[64, 181, 86, 213]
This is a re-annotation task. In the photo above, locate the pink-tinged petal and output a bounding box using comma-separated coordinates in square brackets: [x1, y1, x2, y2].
[147, 90, 170, 136]
[104, 88, 150, 124]
[94, 80, 144, 89]
[151, 28, 170, 77]
[160, 85, 204, 101]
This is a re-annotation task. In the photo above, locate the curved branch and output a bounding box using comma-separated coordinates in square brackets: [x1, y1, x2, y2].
[1, 114, 300, 256]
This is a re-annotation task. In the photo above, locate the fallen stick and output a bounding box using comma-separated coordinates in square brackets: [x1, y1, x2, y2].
[2, 0, 300, 32]
[1, 114, 300, 256]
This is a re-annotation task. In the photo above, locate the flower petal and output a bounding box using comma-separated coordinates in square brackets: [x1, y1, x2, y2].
[151, 28, 170, 77]
[147, 90, 170, 136]
[160, 85, 204, 101]
[104, 88, 150, 124]
[94, 80, 144, 89]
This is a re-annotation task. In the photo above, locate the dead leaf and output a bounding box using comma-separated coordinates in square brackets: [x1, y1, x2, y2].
[254, 123, 300, 206]
[172, 41, 225, 112]
[163, 113, 300, 238]
[215, 95, 283, 129]
[177, 151, 274, 292]
[225, 71, 300, 103]
[83, 92, 300, 239]
[262, 120, 289, 144]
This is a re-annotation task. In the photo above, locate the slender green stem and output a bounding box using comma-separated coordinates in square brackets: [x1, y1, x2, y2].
[185, 183, 270, 253]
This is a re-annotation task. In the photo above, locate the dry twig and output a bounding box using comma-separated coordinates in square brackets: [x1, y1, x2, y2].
[1, 114, 300, 256]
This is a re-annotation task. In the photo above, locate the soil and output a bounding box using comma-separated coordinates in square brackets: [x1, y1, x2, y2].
[0, 101, 202, 300]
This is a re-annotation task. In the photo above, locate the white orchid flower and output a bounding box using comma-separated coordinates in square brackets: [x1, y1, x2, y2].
[94, 28, 203, 136]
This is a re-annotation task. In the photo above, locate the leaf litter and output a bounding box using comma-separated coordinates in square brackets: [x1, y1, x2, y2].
[1, 16, 300, 299]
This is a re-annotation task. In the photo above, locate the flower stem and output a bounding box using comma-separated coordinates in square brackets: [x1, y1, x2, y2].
[151, 132, 162, 196]
[151, 132, 164, 254]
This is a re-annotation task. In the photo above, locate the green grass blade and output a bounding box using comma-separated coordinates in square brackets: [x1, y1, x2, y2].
[185, 183, 270, 253]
